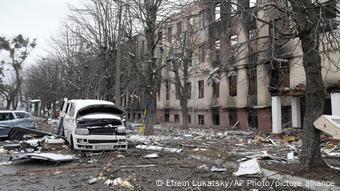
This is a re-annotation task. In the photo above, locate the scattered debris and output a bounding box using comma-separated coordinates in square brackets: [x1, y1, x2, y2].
[0, 161, 12, 166]
[103, 177, 134, 190]
[326, 152, 340, 157]
[87, 159, 98, 164]
[120, 180, 134, 190]
[324, 143, 336, 149]
[233, 158, 262, 177]
[24, 139, 41, 147]
[254, 135, 272, 144]
[41, 137, 66, 150]
[231, 121, 239, 129]
[143, 153, 159, 158]
[128, 134, 175, 144]
[193, 148, 207, 151]
[47, 118, 59, 126]
[3, 144, 21, 151]
[53, 170, 62, 174]
[183, 134, 193, 139]
[224, 130, 254, 136]
[314, 115, 340, 140]
[8, 127, 52, 140]
[121, 164, 157, 168]
[268, 138, 278, 146]
[282, 135, 296, 143]
[104, 179, 114, 186]
[112, 177, 122, 186]
[11, 153, 74, 163]
[105, 177, 134, 190]
[287, 151, 299, 161]
[116, 154, 125, 158]
[88, 178, 97, 184]
[245, 150, 286, 163]
[287, 144, 297, 151]
[136, 145, 182, 153]
[210, 166, 227, 172]
[197, 164, 209, 171]
[193, 135, 204, 140]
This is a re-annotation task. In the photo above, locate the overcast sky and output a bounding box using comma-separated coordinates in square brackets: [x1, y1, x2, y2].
[0, 0, 79, 65]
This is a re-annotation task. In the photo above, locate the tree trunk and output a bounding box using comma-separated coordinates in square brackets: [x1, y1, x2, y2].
[114, 3, 123, 106]
[143, 6, 158, 135]
[12, 96, 18, 110]
[300, 36, 326, 168]
[289, 0, 326, 168]
[6, 99, 11, 110]
[144, 90, 156, 135]
[180, 98, 188, 128]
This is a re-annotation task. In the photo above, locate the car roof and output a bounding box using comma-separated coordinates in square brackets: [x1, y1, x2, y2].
[68, 99, 115, 110]
[0, 110, 13, 113]
[0, 110, 29, 112]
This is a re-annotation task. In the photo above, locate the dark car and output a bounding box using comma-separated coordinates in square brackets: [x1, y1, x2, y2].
[0, 111, 36, 138]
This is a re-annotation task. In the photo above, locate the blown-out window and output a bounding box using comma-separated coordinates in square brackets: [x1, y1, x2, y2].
[215, 3, 221, 20]
[198, 80, 204, 98]
[229, 73, 237, 97]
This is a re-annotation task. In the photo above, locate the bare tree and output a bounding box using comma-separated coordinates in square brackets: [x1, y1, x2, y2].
[0, 34, 36, 109]
[164, 9, 203, 128]
[127, 0, 193, 134]
[203, 0, 339, 169]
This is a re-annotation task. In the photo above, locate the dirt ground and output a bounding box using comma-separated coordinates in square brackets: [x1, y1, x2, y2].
[0, 119, 339, 191]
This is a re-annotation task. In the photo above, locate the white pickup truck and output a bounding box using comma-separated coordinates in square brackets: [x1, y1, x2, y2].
[58, 99, 127, 151]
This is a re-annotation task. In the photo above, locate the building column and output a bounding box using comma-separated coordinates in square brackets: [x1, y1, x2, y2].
[272, 96, 282, 134]
[291, 97, 301, 128]
[331, 93, 340, 116]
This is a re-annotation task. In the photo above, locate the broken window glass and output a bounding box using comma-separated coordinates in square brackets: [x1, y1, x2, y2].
[249, 0, 256, 8]
[215, 40, 220, 64]
[165, 113, 170, 122]
[213, 113, 220, 126]
[198, 80, 204, 98]
[198, 115, 205, 125]
[229, 73, 237, 97]
[187, 82, 191, 99]
[168, 26, 172, 43]
[231, 35, 238, 47]
[177, 21, 182, 38]
[231, 0, 237, 16]
[215, 3, 221, 20]
[174, 114, 180, 123]
[212, 82, 220, 97]
[165, 80, 170, 100]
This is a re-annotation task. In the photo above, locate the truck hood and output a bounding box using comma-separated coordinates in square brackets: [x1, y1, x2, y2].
[77, 113, 123, 127]
[76, 104, 123, 119]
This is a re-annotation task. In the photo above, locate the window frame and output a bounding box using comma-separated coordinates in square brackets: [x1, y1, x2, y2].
[215, 3, 221, 21]
[198, 80, 204, 98]
[198, 115, 205, 125]
[229, 73, 237, 97]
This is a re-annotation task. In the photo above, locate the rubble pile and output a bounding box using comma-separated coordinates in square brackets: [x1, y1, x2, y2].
[1, 135, 73, 164]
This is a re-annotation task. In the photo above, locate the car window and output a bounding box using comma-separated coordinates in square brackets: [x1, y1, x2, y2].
[68, 103, 75, 117]
[0, 113, 14, 121]
[15, 112, 31, 119]
[65, 103, 70, 114]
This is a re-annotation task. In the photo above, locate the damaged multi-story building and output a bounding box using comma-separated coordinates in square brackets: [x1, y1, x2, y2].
[125, 0, 340, 134]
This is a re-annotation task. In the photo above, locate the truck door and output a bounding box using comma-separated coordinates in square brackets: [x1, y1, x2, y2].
[63, 103, 75, 141]
[57, 98, 68, 135]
